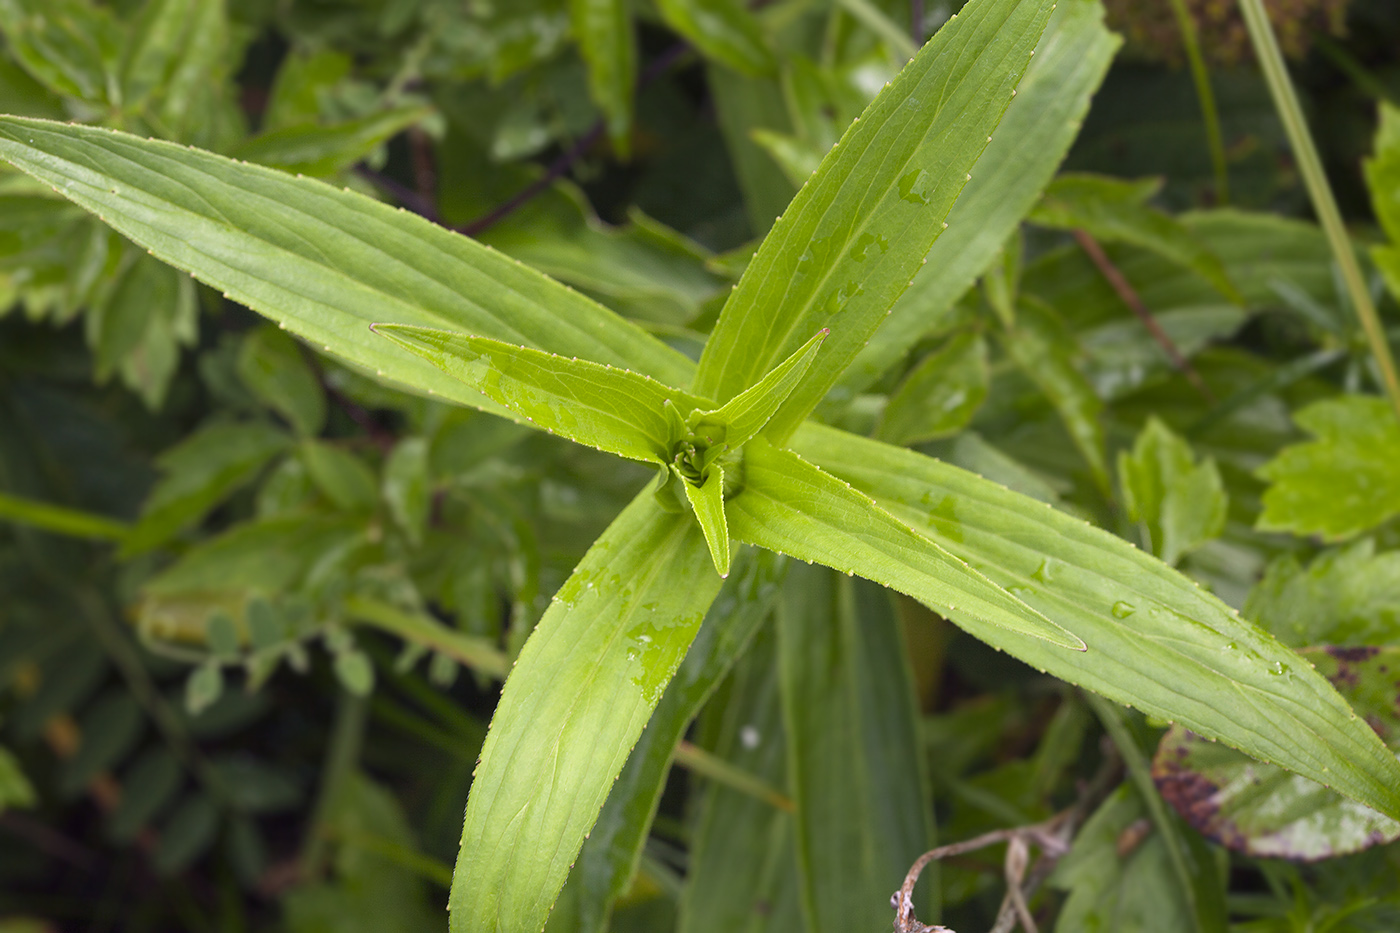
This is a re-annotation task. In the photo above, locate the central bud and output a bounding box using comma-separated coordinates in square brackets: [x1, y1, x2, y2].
[670, 435, 719, 486]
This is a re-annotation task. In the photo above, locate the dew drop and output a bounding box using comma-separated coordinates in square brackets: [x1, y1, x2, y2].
[1111, 601, 1135, 619]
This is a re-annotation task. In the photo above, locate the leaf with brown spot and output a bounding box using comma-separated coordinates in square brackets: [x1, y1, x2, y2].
[1153, 646, 1400, 861]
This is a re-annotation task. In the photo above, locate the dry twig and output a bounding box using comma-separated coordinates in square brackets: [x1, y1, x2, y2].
[892, 736, 1121, 933]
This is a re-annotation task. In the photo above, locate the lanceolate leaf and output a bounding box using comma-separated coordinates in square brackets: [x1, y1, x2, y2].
[1154, 647, 1400, 861]
[778, 567, 934, 933]
[0, 117, 695, 416]
[791, 423, 1400, 821]
[371, 325, 707, 464]
[836, 0, 1118, 403]
[449, 492, 723, 933]
[694, 0, 1056, 441]
[727, 438, 1086, 650]
[679, 627, 804, 932]
[681, 462, 731, 576]
[573, 550, 787, 933]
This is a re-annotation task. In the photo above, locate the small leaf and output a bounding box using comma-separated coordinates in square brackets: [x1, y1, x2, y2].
[998, 297, 1110, 496]
[301, 440, 379, 513]
[1256, 396, 1400, 540]
[383, 437, 430, 546]
[212, 755, 302, 814]
[1118, 417, 1227, 566]
[0, 0, 121, 102]
[570, 0, 637, 156]
[236, 324, 327, 437]
[0, 746, 37, 812]
[123, 420, 289, 555]
[728, 437, 1085, 650]
[1154, 647, 1400, 861]
[750, 129, 824, 187]
[261, 49, 351, 132]
[231, 105, 433, 178]
[1244, 540, 1400, 648]
[154, 793, 219, 875]
[206, 611, 241, 660]
[108, 748, 182, 841]
[333, 649, 375, 697]
[654, 0, 775, 76]
[372, 325, 708, 464]
[876, 332, 989, 445]
[1050, 784, 1224, 931]
[688, 328, 827, 450]
[679, 462, 731, 576]
[185, 661, 224, 716]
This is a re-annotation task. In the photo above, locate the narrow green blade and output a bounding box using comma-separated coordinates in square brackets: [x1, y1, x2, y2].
[791, 422, 1400, 823]
[0, 117, 695, 417]
[573, 549, 787, 933]
[694, 0, 1056, 441]
[679, 462, 732, 577]
[679, 626, 804, 932]
[449, 491, 724, 933]
[568, 0, 637, 156]
[689, 329, 826, 449]
[778, 567, 934, 933]
[373, 325, 707, 464]
[836, 0, 1119, 402]
[728, 438, 1085, 650]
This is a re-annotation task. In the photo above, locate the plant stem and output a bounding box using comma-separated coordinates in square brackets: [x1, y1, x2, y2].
[0, 491, 130, 541]
[1238, 0, 1400, 421]
[1072, 229, 1213, 401]
[673, 740, 794, 812]
[345, 594, 510, 680]
[299, 690, 368, 879]
[1167, 0, 1229, 204]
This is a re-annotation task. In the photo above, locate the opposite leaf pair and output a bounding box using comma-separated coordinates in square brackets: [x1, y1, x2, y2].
[371, 324, 829, 577]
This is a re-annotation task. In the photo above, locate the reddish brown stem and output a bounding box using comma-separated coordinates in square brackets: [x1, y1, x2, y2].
[1072, 229, 1214, 402]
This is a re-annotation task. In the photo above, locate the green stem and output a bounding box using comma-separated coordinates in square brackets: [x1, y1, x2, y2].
[1166, 0, 1229, 204]
[344, 594, 510, 680]
[674, 740, 794, 812]
[0, 491, 130, 542]
[1238, 0, 1400, 421]
[300, 691, 368, 878]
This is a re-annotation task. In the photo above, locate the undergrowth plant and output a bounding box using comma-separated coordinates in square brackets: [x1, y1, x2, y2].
[3, 0, 1400, 930]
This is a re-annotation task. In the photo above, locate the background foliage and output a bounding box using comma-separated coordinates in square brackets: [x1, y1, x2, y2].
[2, 0, 1400, 931]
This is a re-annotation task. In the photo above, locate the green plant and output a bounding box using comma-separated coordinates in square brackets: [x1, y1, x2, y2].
[4, 0, 1400, 930]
